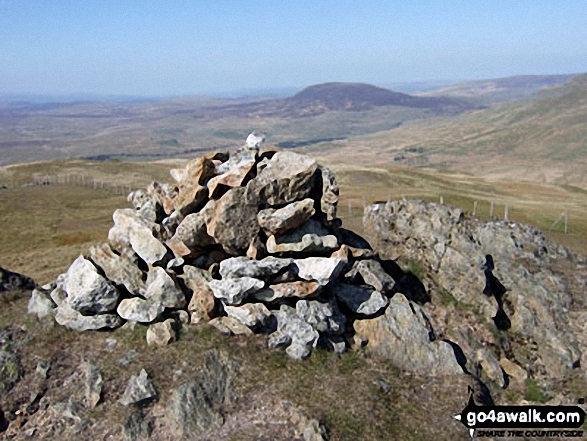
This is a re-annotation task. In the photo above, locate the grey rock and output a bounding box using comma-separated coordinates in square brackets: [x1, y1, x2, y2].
[354, 293, 463, 375]
[117, 298, 165, 323]
[88, 243, 145, 295]
[296, 299, 346, 335]
[223, 303, 272, 328]
[266, 220, 338, 254]
[209, 277, 265, 305]
[144, 267, 186, 309]
[332, 283, 388, 316]
[109, 209, 169, 266]
[81, 362, 102, 408]
[168, 212, 215, 258]
[119, 369, 157, 406]
[55, 304, 123, 331]
[0, 266, 35, 291]
[64, 256, 120, 314]
[122, 410, 154, 441]
[253, 281, 321, 302]
[257, 198, 316, 235]
[317, 166, 339, 222]
[166, 350, 237, 439]
[354, 259, 396, 293]
[219, 256, 293, 279]
[146, 319, 177, 346]
[246, 151, 317, 206]
[286, 344, 311, 360]
[269, 305, 320, 359]
[205, 187, 260, 255]
[476, 349, 507, 388]
[293, 257, 345, 285]
[28, 287, 56, 319]
[208, 151, 256, 198]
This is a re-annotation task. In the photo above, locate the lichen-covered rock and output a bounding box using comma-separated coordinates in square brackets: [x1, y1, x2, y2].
[253, 281, 321, 302]
[293, 257, 345, 285]
[354, 293, 463, 376]
[119, 369, 157, 406]
[223, 303, 272, 329]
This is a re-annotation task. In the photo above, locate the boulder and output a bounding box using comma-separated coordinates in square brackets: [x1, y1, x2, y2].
[168, 212, 215, 257]
[223, 303, 272, 328]
[245, 151, 317, 205]
[253, 281, 321, 302]
[119, 369, 157, 406]
[173, 156, 216, 215]
[245, 131, 265, 149]
[219, 256, 293, 279]
[144, 267, 186, 309]
[354, 293, 463, 375]
[117, 298, 165, 323]
[266, 220, 338, 254]
[109, 209, 169, 266]
[146, 319, 177, 346]
[88, 243, 145, 295]
[27, 288, 56, 319]
[293, 257, 345, 285]
[332, 283, 388, 316]
[181, 266, 215, 324]
[257, 198, 316, 235]
[209, 277, 265, 305]
[205, 187, 260, 255]
[55, 304, 123, 331]
[63, 256, 120, 314]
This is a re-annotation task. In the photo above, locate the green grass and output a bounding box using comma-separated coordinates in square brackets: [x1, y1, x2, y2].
[524, 378, 548, 403]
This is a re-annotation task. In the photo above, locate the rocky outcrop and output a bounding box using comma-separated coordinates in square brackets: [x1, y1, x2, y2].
[364, 199, 586, 391]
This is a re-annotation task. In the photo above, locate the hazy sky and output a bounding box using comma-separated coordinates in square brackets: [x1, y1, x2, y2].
[1, 0, 586, 96]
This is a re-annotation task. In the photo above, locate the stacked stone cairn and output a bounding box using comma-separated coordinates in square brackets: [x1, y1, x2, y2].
[28, 133, 409, 359]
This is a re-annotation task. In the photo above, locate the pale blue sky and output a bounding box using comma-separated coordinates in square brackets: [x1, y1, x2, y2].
[1, 0, 586, 96]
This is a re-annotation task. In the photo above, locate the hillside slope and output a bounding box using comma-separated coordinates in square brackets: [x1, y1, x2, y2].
[419, 74, 576, 105]
[309, 74, 587, 187]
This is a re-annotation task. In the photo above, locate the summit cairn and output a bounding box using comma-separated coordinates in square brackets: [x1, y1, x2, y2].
[27, 134, 456, 366]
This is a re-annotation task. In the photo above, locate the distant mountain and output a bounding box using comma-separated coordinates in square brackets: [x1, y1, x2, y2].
[311, 73, 587, 188]
[419, 74, 577, 105]
[216, 82, 478, 118]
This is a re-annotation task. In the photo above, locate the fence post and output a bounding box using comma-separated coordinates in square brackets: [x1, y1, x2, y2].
[564, 212, 569, 234]
[473, 200, 478, 216]
[440, 195, 444, 205]
[490, 200, 494, 218]
[348, 201, 352, 215]
[504, 204, 509, 221]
